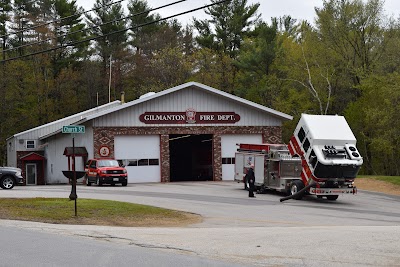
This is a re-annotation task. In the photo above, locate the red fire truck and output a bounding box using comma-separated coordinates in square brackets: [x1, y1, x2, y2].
[234, 114, 363, 201]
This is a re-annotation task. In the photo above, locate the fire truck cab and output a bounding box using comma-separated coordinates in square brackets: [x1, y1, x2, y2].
[287, 114, 363, 200]
[235, 114, 363, 201]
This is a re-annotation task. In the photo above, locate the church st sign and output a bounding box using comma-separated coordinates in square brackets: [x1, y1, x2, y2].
[139, 109, 240, 124]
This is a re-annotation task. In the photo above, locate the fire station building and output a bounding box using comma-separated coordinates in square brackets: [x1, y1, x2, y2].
[6, 82, 292, 185]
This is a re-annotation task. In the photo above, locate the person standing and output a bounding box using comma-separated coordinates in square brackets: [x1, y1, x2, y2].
[246, 164, 256, 198]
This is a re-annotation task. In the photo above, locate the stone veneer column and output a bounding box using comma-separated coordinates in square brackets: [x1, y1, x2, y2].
[213, 134, 222, 181]
[160, 134, 170, 183]
[94, 129, 115, 158]
[262, 127, 282, 144]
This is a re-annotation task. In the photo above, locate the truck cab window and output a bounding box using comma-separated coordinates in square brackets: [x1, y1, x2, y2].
[298, 127, 306, 142]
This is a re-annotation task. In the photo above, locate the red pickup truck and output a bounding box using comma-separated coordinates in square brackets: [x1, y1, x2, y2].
[85, 158, 128, 186]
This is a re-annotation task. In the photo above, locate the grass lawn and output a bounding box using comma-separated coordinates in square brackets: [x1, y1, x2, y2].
[0, 198, 202, 227]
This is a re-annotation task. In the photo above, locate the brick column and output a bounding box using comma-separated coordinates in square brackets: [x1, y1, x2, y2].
[160, 134, 170, 182]
[213, 134, 222, 181]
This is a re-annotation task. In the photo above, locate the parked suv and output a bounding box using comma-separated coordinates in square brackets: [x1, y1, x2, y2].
[0, 167, 24, 189]
[85, 159, 128, 186]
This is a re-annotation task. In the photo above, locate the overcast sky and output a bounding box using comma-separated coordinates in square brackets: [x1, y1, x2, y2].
[76, 0, 400, 26]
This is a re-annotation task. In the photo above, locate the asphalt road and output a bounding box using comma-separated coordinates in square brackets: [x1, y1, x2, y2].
[1, 181, 400, 266]
[0, 226, 245, 267]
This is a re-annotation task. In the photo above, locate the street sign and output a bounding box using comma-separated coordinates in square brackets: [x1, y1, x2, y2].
[62, 125, 85, 134]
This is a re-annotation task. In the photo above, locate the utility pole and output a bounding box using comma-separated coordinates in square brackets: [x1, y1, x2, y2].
[108, 54, 112, 103]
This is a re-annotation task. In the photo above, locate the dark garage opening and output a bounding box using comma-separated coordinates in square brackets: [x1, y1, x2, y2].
[169, 134, 213, 182]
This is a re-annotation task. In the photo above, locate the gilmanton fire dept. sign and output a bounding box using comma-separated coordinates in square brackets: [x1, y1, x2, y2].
[139, 109, 240, 124]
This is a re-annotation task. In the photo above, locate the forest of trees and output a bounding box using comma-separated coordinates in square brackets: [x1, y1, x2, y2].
[1, 0, 400, 176]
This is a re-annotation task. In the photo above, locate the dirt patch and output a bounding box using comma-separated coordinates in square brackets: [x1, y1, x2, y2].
[355, 178, 400, 196]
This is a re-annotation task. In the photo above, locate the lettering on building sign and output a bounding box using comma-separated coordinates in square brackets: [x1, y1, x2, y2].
[139, 109, 240, 124]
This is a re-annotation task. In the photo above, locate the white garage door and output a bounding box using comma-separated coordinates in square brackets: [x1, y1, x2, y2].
[114, 135, 160, 183]
[221, 134, 262, 181]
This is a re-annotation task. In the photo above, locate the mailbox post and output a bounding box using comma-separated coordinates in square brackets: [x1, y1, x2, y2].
[62, 125, 85, 216]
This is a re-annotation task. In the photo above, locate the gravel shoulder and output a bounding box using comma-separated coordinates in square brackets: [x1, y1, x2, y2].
[355, 178, 400, 196]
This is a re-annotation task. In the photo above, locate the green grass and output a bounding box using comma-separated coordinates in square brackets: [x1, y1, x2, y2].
[358, 175, 400, 186]
[0, 198, 201, 227]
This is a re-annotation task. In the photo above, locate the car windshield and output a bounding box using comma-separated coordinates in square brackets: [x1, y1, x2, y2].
[98, 160, 119, 167]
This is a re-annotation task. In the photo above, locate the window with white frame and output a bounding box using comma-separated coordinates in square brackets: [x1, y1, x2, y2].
[26, 140, 36, 149]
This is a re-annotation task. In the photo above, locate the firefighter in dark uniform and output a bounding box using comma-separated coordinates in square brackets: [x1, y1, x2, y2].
[246, 164, 256, 198]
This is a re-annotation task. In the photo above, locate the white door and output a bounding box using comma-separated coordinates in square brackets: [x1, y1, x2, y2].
[114, 135, 161, 183]
[221, 134, 262, 181]
[26, 163, 37, 185]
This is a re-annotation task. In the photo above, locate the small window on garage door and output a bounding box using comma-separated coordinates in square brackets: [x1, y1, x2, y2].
[122, 159, 159, 166]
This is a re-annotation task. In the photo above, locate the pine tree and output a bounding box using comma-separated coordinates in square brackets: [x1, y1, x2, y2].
[193, 0, 260, 59]
[52, 0, 88, 76]
[86, 0, 128, 103]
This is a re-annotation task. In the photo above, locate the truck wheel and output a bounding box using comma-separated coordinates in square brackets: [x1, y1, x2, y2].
[0, 176, 15, 189]
[290, 180, 304, 200]
[86, 176, 92, 186]
[327, 195, 339, 201]
[96, 176, 103, 186]
[122, 181, 127, 186]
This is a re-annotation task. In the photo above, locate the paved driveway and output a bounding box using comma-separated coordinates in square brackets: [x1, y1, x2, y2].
[1, 181, 400, 266]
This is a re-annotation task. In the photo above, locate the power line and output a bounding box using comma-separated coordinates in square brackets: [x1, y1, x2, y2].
[1, 0, 230, 63]
[0, 0, 126, 40]
[2, 0, 188, 53]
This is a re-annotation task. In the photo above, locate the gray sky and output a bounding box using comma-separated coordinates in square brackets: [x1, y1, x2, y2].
[77, 0, 400, 26]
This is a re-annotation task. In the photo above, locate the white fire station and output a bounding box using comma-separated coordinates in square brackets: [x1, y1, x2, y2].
[6, 82, 292, 185]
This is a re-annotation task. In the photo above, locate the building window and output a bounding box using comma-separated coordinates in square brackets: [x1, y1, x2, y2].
[138, 159, 149, 166]
[222, 157, 235, 164]
[149, 159, 159, 166]
[118, 159, 159, 167]
[26, 140, 35, 149]
[127, 160, 138, 166]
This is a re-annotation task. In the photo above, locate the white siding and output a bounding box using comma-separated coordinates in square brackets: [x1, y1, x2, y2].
[44, 123, 94, 184]
[93, 87, 283, 127]
[221, 134, 262, 181]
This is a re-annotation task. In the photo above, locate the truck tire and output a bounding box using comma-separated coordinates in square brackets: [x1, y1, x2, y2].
[86, 176, 92, 186]
[0, 176, 15, 189]
[327, 195, 339, 201]
[290, 180, 305, 200]
[96, 176, 103, 186]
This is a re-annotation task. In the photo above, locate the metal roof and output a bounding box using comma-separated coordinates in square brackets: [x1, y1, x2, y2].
[29, 82, 292, 141]
[7, 101, 121, 141]
[79, 82, 293, 124]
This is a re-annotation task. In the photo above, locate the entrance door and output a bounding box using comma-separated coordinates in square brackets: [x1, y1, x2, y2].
[26, 163, 37, 185]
